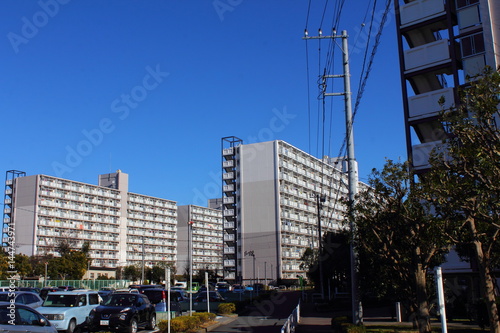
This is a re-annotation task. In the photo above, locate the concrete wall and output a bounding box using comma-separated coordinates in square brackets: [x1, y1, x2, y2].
[240, 141, 280, 283]
[13, 175, 38, 256]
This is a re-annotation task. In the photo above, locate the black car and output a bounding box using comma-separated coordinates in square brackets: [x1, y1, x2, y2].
[128, 284, 161, 294]
[88, 292, 155, 333]
[142, 289, 182, 316]
[39, 287, 59, 300]
[194, 291, 225, 302]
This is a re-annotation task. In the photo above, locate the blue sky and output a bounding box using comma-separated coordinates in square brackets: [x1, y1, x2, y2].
[2, 1, 406, 206]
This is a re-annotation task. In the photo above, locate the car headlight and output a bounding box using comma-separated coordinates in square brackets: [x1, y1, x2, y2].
[44, 314, 64, 321]
[119, 307, 131, 321]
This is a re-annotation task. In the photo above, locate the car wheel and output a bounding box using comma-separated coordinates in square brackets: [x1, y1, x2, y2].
[129, 318, 138, 333]
[66, 319, 77, 333]
[146, 313, 156, 330]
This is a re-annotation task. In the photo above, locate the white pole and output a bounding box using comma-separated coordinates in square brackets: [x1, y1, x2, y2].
[435, 267, 448, 333]
[205, 271, 210, 313]
[189, 221, 193, 316]
[396, 302, 402, 322]
[167, 267, 171, 333]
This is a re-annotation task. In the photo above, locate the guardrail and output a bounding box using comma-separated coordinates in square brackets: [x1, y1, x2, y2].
[281, 300, 300, 333]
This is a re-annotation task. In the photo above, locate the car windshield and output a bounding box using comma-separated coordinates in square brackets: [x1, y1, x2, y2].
[104, 294, 137, 307]
[43, 294, 78, 307]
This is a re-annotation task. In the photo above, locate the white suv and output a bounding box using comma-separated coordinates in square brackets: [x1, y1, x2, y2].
[39, 290, 100, 333]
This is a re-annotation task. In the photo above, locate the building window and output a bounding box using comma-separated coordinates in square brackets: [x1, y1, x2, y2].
[456, 0, 478, 9]
[461, 33, 485, 58]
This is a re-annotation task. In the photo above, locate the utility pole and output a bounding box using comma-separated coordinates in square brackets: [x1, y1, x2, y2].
[303, 29, 362, 325]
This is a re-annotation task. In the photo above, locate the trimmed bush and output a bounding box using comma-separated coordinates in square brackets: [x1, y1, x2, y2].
[193, 312, 216, 322]
[157, 319, 169, 331]
[345, 324, 366, 333]
[218, 302, 236, 314]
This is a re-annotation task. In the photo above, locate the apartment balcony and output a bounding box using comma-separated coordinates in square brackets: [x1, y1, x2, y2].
[463, 54, 486, 79]
[223, 172, 234, 180]
[5, 189, 12, 195]
[223, 234, 235, 242]
[222, 148, 234, 157]
[3, 208, 11, 214]
[223, 221, 234, 229]
[223, 184, 235, 192]
[3, 218, 10, 223]
[225, 272, 236, 280]
[224, 246, 235, 254]
[224, 260, 235, 267]
[223, 209, 234, 217]
[408, 87, 454, 122]
[412, 140, 446, 171]
[222, 160, 234, 169]
[223, 197, 234, 205]
[4, 198, 11, 205]
[400, 0, 446, 28]
[404, 39, 451, 73]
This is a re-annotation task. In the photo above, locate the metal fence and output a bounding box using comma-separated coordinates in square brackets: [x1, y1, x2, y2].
[0, 280, 131, 290]
[281, 300, 300, 333]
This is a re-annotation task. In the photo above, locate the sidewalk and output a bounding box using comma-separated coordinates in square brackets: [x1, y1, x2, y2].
[295, 301, 484, 333]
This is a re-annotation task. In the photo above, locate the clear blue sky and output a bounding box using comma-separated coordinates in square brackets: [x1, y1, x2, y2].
[2, 1, 406, 206]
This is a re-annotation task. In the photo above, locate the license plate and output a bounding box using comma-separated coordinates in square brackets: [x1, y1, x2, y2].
[100, 320, 109, 326]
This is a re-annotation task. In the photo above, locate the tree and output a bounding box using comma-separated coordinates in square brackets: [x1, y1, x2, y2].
[350, 160, 452, 333]
[425, 66, 500, 333]
[14, 254, 32, 279]
[123, 265, 141, 281]
[0, 250, 8, 280]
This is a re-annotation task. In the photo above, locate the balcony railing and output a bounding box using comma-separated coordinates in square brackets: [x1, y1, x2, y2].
[400, 0, 445, 27]
[408, 87, 454, 121]
[404, 39, 450, 72]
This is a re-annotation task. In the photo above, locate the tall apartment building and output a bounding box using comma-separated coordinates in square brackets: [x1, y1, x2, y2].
[3, 170, 177, 269]
[176, 205, 223, 276]
[395, 0, 499, 171]
[221, 138, 356, 284]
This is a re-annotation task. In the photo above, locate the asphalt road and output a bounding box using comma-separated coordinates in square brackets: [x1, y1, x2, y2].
[209, 291, 301, 333]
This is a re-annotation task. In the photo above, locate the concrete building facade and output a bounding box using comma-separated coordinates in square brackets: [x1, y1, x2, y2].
[176, 205, 223, 276]
[4, 170, 177, 269]
[395, 0, 499, 171]
[221, 139, 357, 284]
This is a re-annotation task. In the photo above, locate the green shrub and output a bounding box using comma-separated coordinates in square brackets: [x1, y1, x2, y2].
[218, 302, 236, 314]
[165, 315, 201, 333]
[345, 324, 366, 333]
[193, 312, 216, 322]
[157, 319, 169, 331]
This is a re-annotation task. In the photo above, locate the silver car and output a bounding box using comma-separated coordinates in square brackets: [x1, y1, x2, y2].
[0, 291, 44, 309]
[0, 302, 57, 333]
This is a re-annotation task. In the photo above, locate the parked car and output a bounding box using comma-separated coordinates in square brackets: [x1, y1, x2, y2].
[19, 287, 41, 294]
[231, 284, 245, 293]
[98, 287, 115, 301]
[215, 282, 231, 292]
[128, 284, 161, 294]
[142, 288, 182, 316]
[194, 291, 225, 302]
[39, 287, 59, 300]
[57, 286, 75, 291]
[0, 302, 57, 333]
[39, 290, 101, 333]
[88, 292, 156, 333]
[0, 291, 44, 309]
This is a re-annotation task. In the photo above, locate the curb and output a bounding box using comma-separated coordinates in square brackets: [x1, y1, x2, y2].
[199, 314, 238, 333]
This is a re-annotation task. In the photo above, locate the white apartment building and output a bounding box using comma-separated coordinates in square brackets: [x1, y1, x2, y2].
[221, 138, 357, 284]
[3, 170, 177, 269]
[176, 205, 223, 276]
[395, 0, 499, 171]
